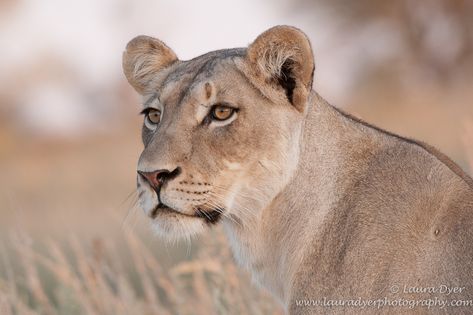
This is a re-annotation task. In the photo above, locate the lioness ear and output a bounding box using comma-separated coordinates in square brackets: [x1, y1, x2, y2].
[247, 26, 314, 112]
[122, 35, 178, 94]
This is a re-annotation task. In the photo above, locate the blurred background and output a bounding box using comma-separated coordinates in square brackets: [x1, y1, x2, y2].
[0, 0, 472, 314]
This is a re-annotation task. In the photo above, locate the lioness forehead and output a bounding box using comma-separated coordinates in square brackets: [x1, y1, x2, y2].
[158, 48, 246, 93]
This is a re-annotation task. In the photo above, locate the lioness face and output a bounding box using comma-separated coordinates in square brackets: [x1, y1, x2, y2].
[123, 27, 314, 239]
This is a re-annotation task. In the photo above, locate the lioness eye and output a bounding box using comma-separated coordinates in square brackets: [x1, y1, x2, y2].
[211, 105, 235, 121]
[145, 108, 161, 124]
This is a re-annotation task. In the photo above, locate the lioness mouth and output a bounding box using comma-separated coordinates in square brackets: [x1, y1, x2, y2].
[151, 203, 222, 224]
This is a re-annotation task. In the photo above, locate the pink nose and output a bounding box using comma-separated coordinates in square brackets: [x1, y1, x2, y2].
[137, 167, 181, 190]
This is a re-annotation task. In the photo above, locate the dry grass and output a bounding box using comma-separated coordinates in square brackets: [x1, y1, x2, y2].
[0, 227, 283, 315]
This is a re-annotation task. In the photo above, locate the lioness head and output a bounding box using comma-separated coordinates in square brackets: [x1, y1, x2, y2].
[123, 26, 315, 239]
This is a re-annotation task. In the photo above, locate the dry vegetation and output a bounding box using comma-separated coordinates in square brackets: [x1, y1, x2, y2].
[0, 226, 283, 315]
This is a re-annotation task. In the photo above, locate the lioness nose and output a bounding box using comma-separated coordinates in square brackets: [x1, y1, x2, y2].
[138, 167, 181, 190]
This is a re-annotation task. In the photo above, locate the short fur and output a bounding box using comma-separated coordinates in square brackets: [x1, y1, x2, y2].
[123, 26, 473, 314]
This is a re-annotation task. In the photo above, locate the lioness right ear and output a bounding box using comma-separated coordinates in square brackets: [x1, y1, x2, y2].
[122, 36, 178, 94]
[247, 26, 314, 112]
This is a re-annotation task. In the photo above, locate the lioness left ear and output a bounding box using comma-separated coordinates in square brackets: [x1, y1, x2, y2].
[247, 26, 314, 112]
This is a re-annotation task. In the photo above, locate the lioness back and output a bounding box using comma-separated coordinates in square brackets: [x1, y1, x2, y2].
[291, 102, 473, 314]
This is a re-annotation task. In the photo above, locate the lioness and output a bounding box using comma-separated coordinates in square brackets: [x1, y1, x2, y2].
[122, 26, 473, 314]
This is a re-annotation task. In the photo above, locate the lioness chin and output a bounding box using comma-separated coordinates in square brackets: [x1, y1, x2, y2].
[122, 26, 473, 314]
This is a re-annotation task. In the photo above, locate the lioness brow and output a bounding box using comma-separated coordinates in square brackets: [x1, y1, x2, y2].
[143, 93, 158, 108]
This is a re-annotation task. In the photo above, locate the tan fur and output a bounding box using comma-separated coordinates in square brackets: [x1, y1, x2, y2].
[123, 26, 473, 314]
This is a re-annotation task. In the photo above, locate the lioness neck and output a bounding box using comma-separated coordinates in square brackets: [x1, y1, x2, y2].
[223, 92, 382, 304]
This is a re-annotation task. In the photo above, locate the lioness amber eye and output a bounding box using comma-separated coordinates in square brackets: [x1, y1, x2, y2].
[146, 109, 161, 124]
[211, 105, 235, 121]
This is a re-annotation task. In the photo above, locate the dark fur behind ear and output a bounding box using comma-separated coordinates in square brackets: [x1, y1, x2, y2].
[247, 26, 315, 112]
